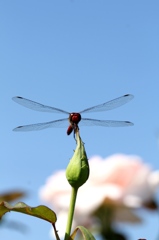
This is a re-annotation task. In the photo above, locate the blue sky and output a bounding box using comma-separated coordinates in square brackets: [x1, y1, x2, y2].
[1, 1, 159, 240]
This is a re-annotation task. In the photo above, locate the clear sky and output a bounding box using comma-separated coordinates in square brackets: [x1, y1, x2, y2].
[1, 1, 159, 240]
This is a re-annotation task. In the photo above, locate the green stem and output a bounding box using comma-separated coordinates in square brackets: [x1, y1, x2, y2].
[64, 187, 78, 240]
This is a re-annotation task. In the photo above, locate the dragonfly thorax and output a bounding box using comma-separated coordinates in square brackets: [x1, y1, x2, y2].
[69, 113, 81, 124]
[67, 113, 81, 135]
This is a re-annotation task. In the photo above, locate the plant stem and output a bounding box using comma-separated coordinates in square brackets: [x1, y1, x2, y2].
[64, 187, 78, 240]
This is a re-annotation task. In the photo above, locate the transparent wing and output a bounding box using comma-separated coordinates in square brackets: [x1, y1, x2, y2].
[80, 118, 134, 127]
[13, 118, 69, 132]
[80, 94, 134, 113]
[12, 96, 69, 114]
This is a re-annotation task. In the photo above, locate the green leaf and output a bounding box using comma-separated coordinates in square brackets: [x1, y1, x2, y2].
[70, 226, 96, 240]
[0, 201, 56, 224]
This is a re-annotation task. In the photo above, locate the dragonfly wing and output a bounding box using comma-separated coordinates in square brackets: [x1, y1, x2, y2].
[80, 94, 134, 113]
[12, 96, 69, 114]
[13, 118, 68, 132]
[80, 118, 134, 127]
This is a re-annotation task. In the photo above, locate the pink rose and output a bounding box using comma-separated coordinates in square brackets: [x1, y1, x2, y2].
[39, 154, 159, 236]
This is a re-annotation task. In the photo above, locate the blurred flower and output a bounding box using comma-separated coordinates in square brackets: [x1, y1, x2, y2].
[39, 154, 159, 239]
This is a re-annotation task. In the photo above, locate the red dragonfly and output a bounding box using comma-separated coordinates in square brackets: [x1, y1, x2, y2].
[12, 94, 134, 135]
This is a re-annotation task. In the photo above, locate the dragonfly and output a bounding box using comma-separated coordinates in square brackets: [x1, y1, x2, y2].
[12, 94, 134, 135]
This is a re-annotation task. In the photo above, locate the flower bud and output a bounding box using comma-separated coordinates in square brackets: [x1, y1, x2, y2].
[66, 133, 89, 189]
